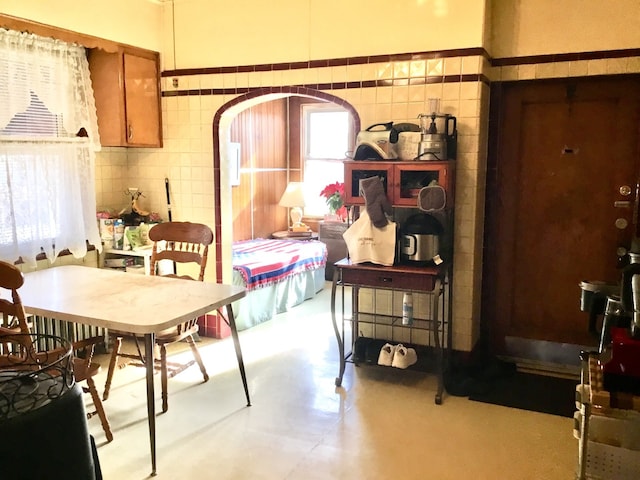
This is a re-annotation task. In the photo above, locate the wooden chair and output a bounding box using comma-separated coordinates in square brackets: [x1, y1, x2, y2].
[102, 221, 213, 413]
[0, 260, 30, 335]
[0, 260, 113, 442]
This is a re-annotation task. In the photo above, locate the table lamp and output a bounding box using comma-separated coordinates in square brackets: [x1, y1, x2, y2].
[279, 182, 306, 229]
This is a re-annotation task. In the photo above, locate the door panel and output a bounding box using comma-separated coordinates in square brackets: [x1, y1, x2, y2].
[484, 77, 640, 351]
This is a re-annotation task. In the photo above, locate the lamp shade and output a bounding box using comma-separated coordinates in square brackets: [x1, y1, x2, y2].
[279, 182, 306, 208]
[279, 182, 306, 228]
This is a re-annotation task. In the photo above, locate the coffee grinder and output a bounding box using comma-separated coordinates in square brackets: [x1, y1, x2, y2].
[416, 98, 457, 161]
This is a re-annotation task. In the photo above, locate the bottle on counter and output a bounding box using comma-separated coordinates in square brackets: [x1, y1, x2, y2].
[113, 219, 125, 250]
[139, 222, 150, 246]
[402, 292, 413, 326]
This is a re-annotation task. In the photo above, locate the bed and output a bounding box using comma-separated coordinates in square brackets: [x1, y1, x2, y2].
[231, 238, 328, 331]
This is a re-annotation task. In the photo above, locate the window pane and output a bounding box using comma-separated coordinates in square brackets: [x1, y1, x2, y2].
[302, 106, 350, 217]
[303, 159, 344, 216]
[306, 111, 349, 159]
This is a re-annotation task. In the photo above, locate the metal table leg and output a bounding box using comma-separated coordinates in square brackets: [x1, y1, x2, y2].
[220, 305, 251, 406]
[330, 267, 345, 386]
[144, 333, 157, 477]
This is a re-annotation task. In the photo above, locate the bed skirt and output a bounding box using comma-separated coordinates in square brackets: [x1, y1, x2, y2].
[231, 267, 325, 331]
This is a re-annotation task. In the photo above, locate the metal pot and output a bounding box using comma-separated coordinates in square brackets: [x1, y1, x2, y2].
[401, 233, 439, 263]
[400, 213, 443, 264]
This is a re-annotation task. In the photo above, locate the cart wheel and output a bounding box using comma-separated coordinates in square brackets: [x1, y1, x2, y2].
[335, 377, 342, 387]
[435, 394, 442, 405]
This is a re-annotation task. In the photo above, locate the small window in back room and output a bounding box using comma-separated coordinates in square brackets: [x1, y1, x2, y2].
[302, 104, 350, 216]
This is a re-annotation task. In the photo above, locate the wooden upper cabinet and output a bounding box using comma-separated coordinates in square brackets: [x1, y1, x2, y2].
[88, 47, 162, 148]
[343, 160, 455, 207]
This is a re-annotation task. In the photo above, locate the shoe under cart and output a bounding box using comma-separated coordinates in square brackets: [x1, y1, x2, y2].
[330, 258, 451, 405]
[574, 351, 640, 479]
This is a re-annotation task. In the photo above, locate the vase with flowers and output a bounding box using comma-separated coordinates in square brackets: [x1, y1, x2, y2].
[320, 182, 347, 222]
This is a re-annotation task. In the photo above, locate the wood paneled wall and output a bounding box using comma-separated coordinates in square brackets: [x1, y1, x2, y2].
[230, 99, 289, 240]
[230, 96, 331, 240]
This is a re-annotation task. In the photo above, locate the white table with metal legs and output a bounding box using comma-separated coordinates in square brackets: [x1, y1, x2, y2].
[11, 265, 249, 476]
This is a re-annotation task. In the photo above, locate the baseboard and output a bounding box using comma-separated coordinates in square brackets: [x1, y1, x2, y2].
[501, 336, 589, 380]
[499, 355, 580, 380]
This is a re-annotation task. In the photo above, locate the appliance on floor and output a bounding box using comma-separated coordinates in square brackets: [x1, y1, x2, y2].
[604, 252, 640, 394]
[580, 252, 640, 396]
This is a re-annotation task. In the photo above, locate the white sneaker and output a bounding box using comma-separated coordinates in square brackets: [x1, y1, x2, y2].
[391, 344, 418, 369]
[377, 343, 397, 366]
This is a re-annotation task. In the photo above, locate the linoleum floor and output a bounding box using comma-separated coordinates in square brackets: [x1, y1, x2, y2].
[90, 283, 578, 479]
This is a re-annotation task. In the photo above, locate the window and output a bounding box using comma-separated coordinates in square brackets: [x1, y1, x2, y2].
[302, 104, 350, 216]
[0, 28, 101, 266]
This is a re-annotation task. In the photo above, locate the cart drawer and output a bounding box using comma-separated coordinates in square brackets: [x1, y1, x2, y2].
[341, 268, 438, 292]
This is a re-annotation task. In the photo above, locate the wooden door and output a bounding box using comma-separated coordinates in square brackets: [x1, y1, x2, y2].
[484, 77, 640, 352]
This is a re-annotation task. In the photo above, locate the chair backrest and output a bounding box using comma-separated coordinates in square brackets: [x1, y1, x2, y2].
[0, 261, 30, 334]
[0, 262, 69, 369]
[0, 326, 34, 368]
[149, 221, 214, 281]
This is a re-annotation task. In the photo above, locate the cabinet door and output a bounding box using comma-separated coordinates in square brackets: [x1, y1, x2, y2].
[343, 161, 394, 205]
[123, 53, 162, 147]
[89, 48, 162, 148]
[392, 161, 454, 206]
[89, 49, 126, 146]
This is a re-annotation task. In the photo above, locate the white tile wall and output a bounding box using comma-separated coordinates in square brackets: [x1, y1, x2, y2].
[96, 51, 640, 352]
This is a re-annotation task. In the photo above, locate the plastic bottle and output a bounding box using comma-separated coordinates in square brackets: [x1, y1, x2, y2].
[139, 222, 150, 246]
[402, 292, 413, 325]
[113, 219, 124, 250]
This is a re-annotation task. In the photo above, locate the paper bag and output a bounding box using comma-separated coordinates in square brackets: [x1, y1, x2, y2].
[342, 210, 396, 266]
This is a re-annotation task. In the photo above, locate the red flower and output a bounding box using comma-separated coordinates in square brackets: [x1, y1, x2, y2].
[320, 182, 346, 220]
[320, 182, 344, 200]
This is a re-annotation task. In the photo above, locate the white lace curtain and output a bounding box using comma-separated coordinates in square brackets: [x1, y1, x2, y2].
[0, 28, 102, 266]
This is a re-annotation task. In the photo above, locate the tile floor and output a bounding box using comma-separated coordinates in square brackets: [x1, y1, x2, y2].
[90, 283, 578, 479]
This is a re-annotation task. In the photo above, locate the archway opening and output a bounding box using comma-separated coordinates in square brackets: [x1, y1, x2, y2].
[212, 87, 361, 283]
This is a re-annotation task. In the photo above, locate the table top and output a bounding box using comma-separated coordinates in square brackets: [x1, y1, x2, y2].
[12, 265, 245, 335]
